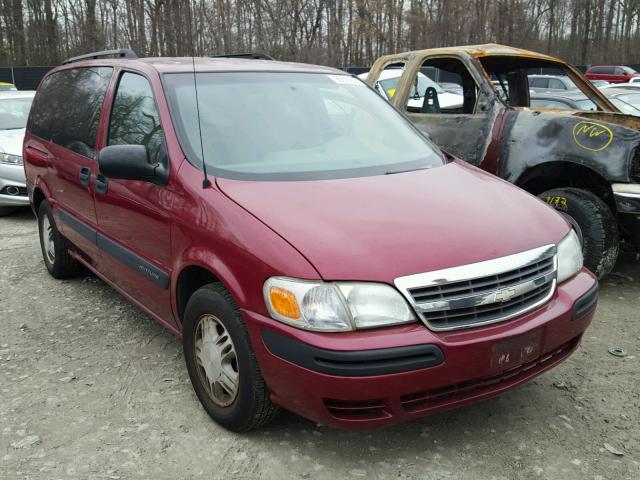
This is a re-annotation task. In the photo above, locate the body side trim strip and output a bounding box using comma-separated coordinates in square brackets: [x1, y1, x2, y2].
[96, 233, 170, 289]
[58, 208, 97, 245]
[58, 207, 169, 289]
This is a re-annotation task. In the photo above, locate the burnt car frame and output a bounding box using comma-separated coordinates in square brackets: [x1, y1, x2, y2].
[365, 44, 640, 278]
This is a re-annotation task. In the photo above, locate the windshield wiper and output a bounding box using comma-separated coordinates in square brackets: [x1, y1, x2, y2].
[385, 167, 429, 175]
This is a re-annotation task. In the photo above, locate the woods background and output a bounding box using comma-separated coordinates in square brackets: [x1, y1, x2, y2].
[1, 0, 640, 68]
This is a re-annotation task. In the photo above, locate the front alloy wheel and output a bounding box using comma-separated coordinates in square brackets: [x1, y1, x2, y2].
[194, 314, 239, 407]
[183, 283, 280, 431]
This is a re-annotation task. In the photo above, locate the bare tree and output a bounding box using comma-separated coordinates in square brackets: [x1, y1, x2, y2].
[1, 0, 640, 67]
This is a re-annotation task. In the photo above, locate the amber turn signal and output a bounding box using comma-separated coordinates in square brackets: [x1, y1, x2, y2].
[269, 286, 301, 320]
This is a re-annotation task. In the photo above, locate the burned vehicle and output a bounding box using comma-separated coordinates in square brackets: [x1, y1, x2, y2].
[365, 44, 640, 278]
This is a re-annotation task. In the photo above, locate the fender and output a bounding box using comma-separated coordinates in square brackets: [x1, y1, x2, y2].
[171, 251, 249, 324]
[169, 196, 320, 325]
[499, 109, 639, 184]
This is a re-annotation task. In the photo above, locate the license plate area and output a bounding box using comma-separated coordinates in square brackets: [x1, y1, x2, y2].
[490, 330, 542, 374]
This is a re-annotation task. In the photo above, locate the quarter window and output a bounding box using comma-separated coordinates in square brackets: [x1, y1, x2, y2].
[108, 72, 165, 166]
[27, 67, 112, 158]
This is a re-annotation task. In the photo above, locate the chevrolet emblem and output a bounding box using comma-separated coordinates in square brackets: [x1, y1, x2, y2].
[495, 287, 517, 302]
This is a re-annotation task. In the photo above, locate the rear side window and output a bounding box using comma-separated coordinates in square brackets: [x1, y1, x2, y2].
[107, 72, 165, 166]
[27, 67, 112, 158]
[529, 77, 547, 88]
[548, 78, 565, 89]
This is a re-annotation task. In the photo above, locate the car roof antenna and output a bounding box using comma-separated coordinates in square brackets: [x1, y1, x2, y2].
[192, 55, 211, 188]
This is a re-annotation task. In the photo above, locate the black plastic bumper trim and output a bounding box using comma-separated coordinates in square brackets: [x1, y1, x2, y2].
[262, 329, 444, 377]
[573, 282, 598, 320]
[614, 192, 640, 215]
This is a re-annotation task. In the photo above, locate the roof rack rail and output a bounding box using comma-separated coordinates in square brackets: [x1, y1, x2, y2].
[62, 49, 138, 65]
[209, 52, 274, 61]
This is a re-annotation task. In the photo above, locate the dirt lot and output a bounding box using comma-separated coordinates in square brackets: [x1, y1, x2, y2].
[1, 209, 639, 480]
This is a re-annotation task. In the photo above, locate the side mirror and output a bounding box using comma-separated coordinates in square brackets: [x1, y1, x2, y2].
[98, 145, 167, 185]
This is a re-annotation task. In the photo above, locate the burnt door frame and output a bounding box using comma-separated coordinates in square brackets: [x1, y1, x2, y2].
[393, 52, 498, 167]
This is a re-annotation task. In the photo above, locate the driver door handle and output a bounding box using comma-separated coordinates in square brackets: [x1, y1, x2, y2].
[79, 167, 91, 186]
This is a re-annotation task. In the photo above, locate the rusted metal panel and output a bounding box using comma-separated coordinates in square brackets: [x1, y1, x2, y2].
[500, 109, 638, 184]
[366, 43, 640, 188]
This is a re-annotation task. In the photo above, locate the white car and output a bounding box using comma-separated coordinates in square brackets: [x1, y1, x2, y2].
[599, 82, 640, 92]
[358, 69, 463, 110]
[0, 90, 35, 215]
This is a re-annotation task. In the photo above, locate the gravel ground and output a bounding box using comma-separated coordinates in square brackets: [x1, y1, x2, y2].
[1, 209, 639, 480]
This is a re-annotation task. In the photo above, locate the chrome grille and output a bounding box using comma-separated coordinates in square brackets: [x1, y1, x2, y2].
[395, 245, 557, 331]
[408, 256, 554, 303]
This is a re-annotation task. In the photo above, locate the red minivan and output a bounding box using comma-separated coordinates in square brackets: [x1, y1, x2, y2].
[23, 50, 598, 432]
[585, 65, 640, 83]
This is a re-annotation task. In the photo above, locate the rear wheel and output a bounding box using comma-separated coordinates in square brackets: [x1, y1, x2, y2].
[540, 187, 619, 278]
[37, 201, 80, 278]
[183, 283, 280, 431]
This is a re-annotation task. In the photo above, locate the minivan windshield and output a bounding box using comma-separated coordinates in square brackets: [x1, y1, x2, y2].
[164, 72, 444, 180]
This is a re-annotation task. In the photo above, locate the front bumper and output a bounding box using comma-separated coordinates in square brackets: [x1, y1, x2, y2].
[613, 183, 640, 214]
[245, 269, 597, 430]
[0, 163, 28, 207]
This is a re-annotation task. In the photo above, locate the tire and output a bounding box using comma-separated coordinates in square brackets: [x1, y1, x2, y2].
[540, 188, 619, 278]
[0, 206, 15, 217]
[183, 283, 280, 432]
[37, 201, 80, 278]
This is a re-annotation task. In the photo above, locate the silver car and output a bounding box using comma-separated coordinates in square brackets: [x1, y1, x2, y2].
[528, 74, 578, 92]
[0, 90, 35, 215]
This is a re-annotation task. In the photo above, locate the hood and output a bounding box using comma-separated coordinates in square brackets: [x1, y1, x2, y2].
[0, 128, 26, 156]
[217, 161, 570, 282]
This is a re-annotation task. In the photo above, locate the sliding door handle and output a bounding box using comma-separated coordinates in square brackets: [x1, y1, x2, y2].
[95, 173, 108, 195]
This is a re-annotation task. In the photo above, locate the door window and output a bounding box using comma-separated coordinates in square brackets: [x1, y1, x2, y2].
[405, 57, 477, 114]
[108, 72, 166, 165]
[27, 67, 113, 158]
[374, 62, 407, 100]
[529, 77, 548, 88]
[548, 78, 566, 90]
[529, 77, 549, 88]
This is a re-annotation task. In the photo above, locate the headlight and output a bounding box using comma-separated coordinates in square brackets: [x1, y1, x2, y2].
[0, 153, 23, 165]
[557, 230, 583, 283]
[264, 277, 416, 331]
